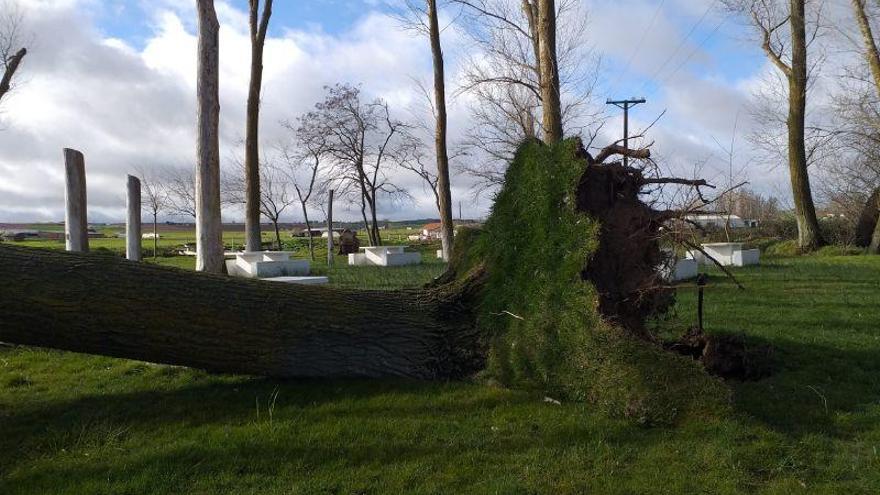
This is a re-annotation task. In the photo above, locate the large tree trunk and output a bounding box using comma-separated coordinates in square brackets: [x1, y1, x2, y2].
[0, 244, 482, 379]
[428, 0, 456, 262]
[244, 0, 273, 252]
[787, 0, 824, 250]
[196, 0, 225, 272]
[536, 0, 562, 144]
[871, 208, 880, 253]
[850, 0, 880, 253]
[852, 0, 880, 95]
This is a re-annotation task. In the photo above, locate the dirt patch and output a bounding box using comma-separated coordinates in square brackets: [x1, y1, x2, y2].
[576, 160, 673, 339]
[666, 327, 774, 380]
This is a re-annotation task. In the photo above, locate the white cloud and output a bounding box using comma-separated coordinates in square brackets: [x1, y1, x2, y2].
[0, 0, 849, 224]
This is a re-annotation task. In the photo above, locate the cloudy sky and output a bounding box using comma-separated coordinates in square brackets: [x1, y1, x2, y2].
[0, 0, 858, 223]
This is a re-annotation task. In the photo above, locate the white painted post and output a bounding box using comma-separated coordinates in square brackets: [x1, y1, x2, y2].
[327, 189, 334, 267]
[63, 148, 89, 252]
[126, 175, 142, 261]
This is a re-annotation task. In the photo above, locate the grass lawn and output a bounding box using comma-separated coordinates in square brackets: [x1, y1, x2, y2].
[1, 255, 879, 493]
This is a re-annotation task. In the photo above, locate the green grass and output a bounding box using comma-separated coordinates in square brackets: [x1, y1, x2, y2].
[2, 255, 879, 493]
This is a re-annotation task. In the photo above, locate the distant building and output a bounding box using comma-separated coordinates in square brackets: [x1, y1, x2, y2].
[683, 214, 748, 230]
[421, 222, 443, 239]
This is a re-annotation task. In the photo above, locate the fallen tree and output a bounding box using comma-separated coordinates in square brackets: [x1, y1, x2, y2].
[0, 245, 484, 380]
[0, 139, 730, 424]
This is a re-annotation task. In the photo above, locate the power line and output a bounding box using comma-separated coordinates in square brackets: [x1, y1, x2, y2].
[650, 15, 729, 95]
[609, 0, 666, 92]
[638, 0, 719, 94]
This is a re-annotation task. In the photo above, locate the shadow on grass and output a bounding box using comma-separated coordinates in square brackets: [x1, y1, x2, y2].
[726, 336, 880, 439]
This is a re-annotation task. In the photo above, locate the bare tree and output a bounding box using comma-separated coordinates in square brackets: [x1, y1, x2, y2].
[195, 0, 224, 272]
[229, 156, 295, 251]
[0, 0, 27, 108]
[137, 167, 170, 258]
[726, 0, 826, 250]
[452, 0, 596, 187]
[396, 134, 442, 213]
[298, 84, 409, 246]
[163, 166, 198, 220]
[244, 0, 273, 252]
[279, 123, 326, 260]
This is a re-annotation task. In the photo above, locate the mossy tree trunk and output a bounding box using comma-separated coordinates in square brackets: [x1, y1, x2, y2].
[0, 245, 483, 379]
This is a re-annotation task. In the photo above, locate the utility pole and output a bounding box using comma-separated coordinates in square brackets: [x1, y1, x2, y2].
[606, 97, 646, 168]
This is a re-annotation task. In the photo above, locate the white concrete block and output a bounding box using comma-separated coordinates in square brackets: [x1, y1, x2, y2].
[732, 248, 760, 267]
[253, 260, 310, 278]
[348, 253, 369, 266]
[384, 252, 422, 266]
[660, 258, 699, 282]
[701, 242, 743, 267]
[672, 258, 698, 281]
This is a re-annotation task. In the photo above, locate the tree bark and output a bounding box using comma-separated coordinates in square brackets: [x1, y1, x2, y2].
[63, 148, 89, 253]
[272, 219, 282, 250]
[428, 0, 456, 262]
[244, 0, 273, 253]
[850, 0, 880, 253]
[301, 200, 315, 260]
[126, 175, 142, 261]
[327, 189, 335, 267]
[196, 0, 225, 273]
[0, 245, 482, 379]
[0, 47, 26, 106]
[152, 212, 159, 258]
[787, 0, 824, 250]
[536, 0, 562, 144]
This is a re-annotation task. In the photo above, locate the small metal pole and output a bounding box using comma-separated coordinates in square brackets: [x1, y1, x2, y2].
[696, 273, 707, 332]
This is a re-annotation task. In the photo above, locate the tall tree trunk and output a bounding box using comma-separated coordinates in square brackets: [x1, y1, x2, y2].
[301, 201, 315, 260]
[0, 245, 482, 379]
[536, 0, 562, 144]
[195, 0, 225, 273]
[368, 192, 382, 246]
[273, 220, 282, 250]
[850, 0, 880, 253]
[871, 199, 880, 253]
[787, 0, 824, 250]
[153, 212, 158, 258]
[0, 47, 26, 106]
[244, 0, 273, 253]
[428, 0, 456, 262]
